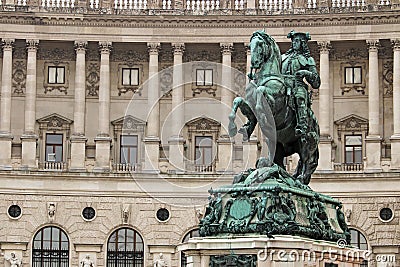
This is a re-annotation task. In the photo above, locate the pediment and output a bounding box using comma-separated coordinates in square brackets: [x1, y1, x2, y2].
[112, 115, 146, 133]
[37, 113, 73, 129]
[186, 116, 220, 131]
[335, 114, 368, 131]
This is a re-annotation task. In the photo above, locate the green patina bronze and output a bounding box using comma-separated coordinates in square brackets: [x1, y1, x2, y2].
[200, 31, 351, 250]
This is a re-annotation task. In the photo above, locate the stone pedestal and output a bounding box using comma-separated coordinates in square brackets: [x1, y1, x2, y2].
[70, 135, 87, 171]
[21, 134, 38, 169]
[0, 133, 13, 170]
[148, 245, 175, 267]
[317, 135, 333, 171]
[143, 136, 160, 173]
[365, 136, 382, 172]
[94, 136, 112, 172]
[216, 136, 233, 173]
[179, 236, 366, 267]
[1, 242, 27, 267]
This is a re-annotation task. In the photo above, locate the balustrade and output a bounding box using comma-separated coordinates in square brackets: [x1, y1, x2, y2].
[333, 163, 363, 171]
[258, 0, 292, 11]
[41, 0, 75, 8]
[39, 161, 67, 171]
[112, 163, 140, 172]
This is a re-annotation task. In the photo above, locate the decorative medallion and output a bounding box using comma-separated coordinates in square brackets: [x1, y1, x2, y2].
[229, 197, 252, 220]
[86, 62, 100, 97]
[12, 60, 26, 94]
[383, 60, 393, 96]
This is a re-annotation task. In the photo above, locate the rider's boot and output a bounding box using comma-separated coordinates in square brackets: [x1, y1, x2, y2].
[295, 105, 308, 137]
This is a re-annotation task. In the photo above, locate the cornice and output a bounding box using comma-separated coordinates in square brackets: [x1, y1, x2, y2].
[0, 10, 399, 29]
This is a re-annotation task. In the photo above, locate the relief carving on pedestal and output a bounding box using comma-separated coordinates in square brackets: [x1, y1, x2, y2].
[383, 60, 393, 96]
[86, 62, 100, 97]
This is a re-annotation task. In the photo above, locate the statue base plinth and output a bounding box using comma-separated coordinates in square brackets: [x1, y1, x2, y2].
[178, 235, 367, 267]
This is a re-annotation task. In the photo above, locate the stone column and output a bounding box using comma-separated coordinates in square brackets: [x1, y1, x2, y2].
[242, 43, 258, 169]
[0, 39, 14, 170]
[390, 39, 400, 169]
[365, 40, 382, 171]
[70, 41, 88, 171]
[143, 43, 161, 173]
[317, 41, 333, 171]
[200, 255, 210, 267]
[94, 41, 112, 172]
[168, 43, 185, 173]
[21, 39, 39, 170]
[217, 43, 234, 173]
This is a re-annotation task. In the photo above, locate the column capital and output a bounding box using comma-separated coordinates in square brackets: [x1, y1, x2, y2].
[220, 43, 234, 55]
[147, 42, 161, 55]
[317, 41, 331, 54]
[26, 39, 39, 52]
[391, 39, 400, 51]
[2, 39, 14, 51]
[74, 41, 88, 53]
[98, 41, 112, 54]
[172, 43, 185, 55]
[366, 39, 380, 52]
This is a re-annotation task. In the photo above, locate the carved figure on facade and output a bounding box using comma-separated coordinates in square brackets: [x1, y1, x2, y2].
[48, 202, 56, 221]
[210, 255, 256, 267]
[12, 60, 26, 94]
[86, 62, 100, 97]
[5, 252, 22, 267]
[153, 253, 167, 267]
[80, 254, 95, 267]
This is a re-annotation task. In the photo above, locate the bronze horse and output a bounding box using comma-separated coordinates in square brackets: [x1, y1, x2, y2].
[228, 30, 319, 185]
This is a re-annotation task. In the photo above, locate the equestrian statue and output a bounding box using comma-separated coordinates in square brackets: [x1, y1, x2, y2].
[229, 30, 320, 185]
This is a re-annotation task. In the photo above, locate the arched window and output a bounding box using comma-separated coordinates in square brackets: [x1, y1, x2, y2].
[349, 228, 368, 267]
[181, 229, 200, 267]
[107, 227, 144, 267]
[32, 226, 69, 267]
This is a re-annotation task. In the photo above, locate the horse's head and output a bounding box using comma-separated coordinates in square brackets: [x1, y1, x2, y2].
[249, 30, 271, 70]
[249, 30, 282, 77]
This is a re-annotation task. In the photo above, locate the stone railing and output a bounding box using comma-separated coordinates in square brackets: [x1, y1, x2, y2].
[333, 163, 364, 171]
[0, 0, 397, 13]
[39, 161, 68, 171]
[112, 163, 141, 173]
[186, 161, 215, 173]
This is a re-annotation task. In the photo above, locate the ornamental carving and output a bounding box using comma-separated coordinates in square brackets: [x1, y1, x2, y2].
[74, 40, 88, 53]
[37, 113, 73, 135]
[86, 62, 100, 97]
[147, 42, 160, 54]
[87, 46, 100, 61]
[99, 41, 112, 54]
[317, 41, 331, 54]
[331, 47, 368, 60]
[111, 49, 148, 62]
[12, 60, 26, 95]
[335, 114, 368, 138]
[232, 45, 247, 63]
[210, 255, 257, 266]
[111, 115, 146, 135]
[26, 39, 39, 52]
[13, 42, 26, 59]
[2, 39, 14, 51]
[383, 60, 393, 96]
[187, 116, 220, 135]
[184, 50, 221, 62]
[160, 49, 173, 63]
[220, 43, 234, 55]
[159, 65, 173, 97]
[366, 40, 380, 52]
[172, 43, 185, 55]
[38, 47, 75, 61]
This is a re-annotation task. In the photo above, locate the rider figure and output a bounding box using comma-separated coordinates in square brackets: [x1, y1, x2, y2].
[282, 30, 320, 138]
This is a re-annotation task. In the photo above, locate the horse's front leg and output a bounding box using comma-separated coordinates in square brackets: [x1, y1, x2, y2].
[228, 97, 243, 137]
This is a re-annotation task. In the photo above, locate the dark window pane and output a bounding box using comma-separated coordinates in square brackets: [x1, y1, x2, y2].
[107, 228, 144, 267]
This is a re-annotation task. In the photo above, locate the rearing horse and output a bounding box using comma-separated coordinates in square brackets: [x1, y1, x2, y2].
[228, 30, 319, 185]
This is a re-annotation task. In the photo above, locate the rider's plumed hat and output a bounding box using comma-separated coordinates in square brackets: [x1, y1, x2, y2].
[287, 30, 311, 41]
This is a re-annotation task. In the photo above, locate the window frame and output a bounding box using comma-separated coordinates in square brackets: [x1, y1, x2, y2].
[340, 61, 366, 95]
[181, 229, 200, 267]
[349, 228, 368, 267]
[45, 133, 64, 162]
[117, 64, 143, 96]
[48, 66, 66, 85]
[344, 134, 362, 164]
[106, 227, 144, 267]
[344, 66, 362, 85]
[196, 69, 213, 86]
[120, 134, 139, 164]
[194, 136, 213, 166]
[121, 67, 140, 86]
[32, 226, 70, 267]
[43, 62, 69, 95]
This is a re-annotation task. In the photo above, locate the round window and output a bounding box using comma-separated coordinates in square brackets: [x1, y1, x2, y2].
[8, 204, 22, 219]
[379, 207, 393, 222]
[82, 207, 96, 221]
[156, 208, 170, 222]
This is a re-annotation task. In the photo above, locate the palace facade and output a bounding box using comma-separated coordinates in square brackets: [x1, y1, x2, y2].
[0, 0, 399, 266]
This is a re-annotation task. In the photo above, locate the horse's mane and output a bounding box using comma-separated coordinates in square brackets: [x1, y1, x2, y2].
[250, 30, 282, 71]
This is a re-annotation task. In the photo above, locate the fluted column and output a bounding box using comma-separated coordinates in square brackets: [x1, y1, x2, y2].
[144, 43, 161, 172]
[94, 41, 112, 172]
[0, 39, 14, 170]
[390, 39, 400, 169]
[217, 43, 234, 173]
[70, 41, 88, 171]
[365, 40, 382, 171]
[21, 39, 39, 169]
[168, 43, 185, 173]
[317, 41, 333, 171]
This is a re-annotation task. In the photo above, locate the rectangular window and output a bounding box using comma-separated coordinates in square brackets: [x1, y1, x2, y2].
[344, 66, 362, 84]
[345, 135, 362, 164]
[195, 136, 213, 165]
[120, 135, 138, 164]
[196, 69, 213, 86]
[48, 66, 65, 84]
[122, 68, 139, 86]
[46, 134, 63, 162]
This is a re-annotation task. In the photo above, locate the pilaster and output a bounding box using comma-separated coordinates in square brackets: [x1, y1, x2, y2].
[390, 39, 400, 169]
